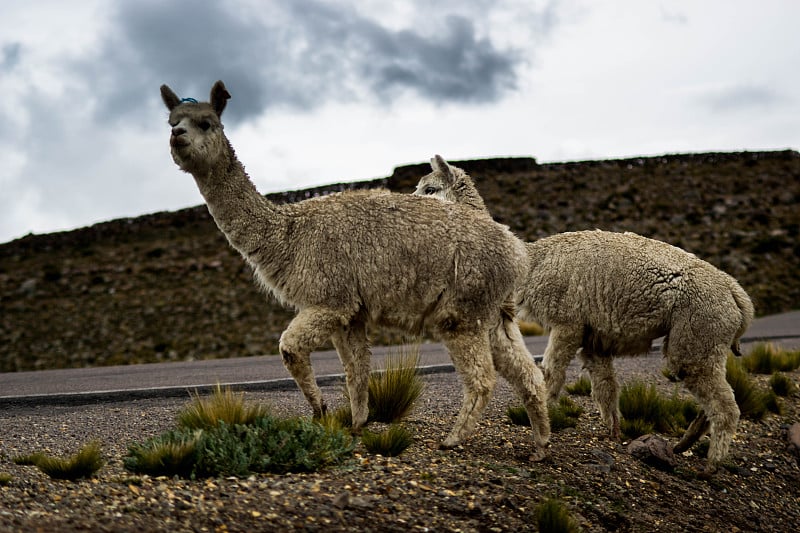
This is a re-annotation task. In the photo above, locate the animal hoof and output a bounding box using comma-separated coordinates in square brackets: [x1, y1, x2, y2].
[439, 439, 459, 450]
[528, 448, 547, 463]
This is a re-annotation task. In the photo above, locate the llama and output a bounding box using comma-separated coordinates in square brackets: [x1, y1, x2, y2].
[414, 156, 754, 471]
[159, 82, 550, 458]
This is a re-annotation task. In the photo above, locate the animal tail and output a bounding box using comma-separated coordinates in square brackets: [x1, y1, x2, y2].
[729, 278, 755, 357]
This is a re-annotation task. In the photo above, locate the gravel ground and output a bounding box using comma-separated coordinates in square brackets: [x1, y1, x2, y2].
[1, 353, 799, 532]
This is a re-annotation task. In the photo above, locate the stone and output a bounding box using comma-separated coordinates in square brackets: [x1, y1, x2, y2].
[627, 434, 676, 471]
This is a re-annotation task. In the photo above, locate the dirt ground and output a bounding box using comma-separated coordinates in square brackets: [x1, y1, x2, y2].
[1, 352, 798, 532]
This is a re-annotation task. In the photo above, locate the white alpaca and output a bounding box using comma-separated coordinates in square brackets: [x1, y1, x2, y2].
[159, 82, 550, 458]
[415, 156, 754, 471]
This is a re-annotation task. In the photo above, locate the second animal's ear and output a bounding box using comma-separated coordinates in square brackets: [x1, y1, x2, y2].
[431, 154, 455, 184]
[161, 84, 181, 111]
[210, 80, 231, 117]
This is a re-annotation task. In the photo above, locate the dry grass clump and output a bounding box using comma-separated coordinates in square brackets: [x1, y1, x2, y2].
[618, 381, 698, 440]
[13, 442, 104, 480]
[534, 498, 582, 533]
[361, 425, 414, 457]
[741, 342, 800, 374]
[726, 355, 781, 420]
[178, 383, 270, 429]
[517, 320, 545, 336]
[769, 372, 797, 397]
[367, 347, 425, 423]
[565, 375, 592, 396]
[507, 396, 583, 432]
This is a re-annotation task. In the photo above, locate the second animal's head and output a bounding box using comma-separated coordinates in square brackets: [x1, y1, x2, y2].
[160, 80, 232, 175]
[414, 155, 461, 202]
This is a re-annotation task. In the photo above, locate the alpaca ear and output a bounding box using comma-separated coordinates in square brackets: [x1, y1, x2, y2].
[210, 80, 231, 117]
[160, 84, 181, 111]
[431, 155, 455, 183]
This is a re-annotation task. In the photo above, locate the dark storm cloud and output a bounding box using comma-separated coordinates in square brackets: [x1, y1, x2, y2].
[82, 0, 530, 123]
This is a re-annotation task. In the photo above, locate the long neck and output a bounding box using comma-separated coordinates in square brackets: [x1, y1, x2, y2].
[192, 141, 285, 259]
[455, 177, 487, 212]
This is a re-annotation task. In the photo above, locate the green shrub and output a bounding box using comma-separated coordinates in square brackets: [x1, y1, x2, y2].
[22, 441, 105, 481]
[534, 498, 581, 533]
[742, 342, 800, 374]
[367, 347, 424, 423]
[125, 415, 354, 479]
[618, 381, 697, 439]
[178, 384, 270, 430]
[769, 372, 797, 397]
[565, 376, 592, 396]
[0, 473, 12, 486]
[361, 425, 414, 457]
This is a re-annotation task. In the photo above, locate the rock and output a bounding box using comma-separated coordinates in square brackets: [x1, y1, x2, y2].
[627, 434, 676, 471]
[787, 423, 800, 463]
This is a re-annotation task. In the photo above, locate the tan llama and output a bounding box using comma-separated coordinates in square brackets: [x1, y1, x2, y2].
[159, 81, 550, 459]
[414, 156, 754, 472]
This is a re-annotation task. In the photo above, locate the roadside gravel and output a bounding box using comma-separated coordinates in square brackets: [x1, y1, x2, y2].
[1, 353, 798, 532]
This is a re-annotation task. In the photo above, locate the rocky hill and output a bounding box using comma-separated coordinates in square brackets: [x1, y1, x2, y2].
[1, 150, 798, 372]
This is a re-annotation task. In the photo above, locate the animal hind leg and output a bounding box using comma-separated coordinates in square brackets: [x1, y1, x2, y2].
[579, 351, 621, 440]
[279, 307, 350, 419]
[330, 316, 371, 432]
[490, 316, 550, 460]
[440, 331, 496, 449]
[542, 326, 583, 402]
[680, 346, 740, 471]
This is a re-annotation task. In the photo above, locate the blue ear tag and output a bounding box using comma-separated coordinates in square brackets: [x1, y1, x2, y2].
[180, 97, 199, 104]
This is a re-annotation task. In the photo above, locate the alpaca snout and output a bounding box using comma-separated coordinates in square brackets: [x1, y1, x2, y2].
[170, 127, 189, 148]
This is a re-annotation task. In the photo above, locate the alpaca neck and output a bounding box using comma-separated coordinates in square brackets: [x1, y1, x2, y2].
[455, 178, 487, 211]
[192, 143, 285, 258]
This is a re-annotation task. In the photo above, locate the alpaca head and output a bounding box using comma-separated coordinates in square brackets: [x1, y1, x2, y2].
[414, 155, 485, 210]
[160, 81, 232, 175]
[413, 155, 461, 201]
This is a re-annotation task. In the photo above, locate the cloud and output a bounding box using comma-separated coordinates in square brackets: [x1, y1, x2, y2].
[1, 42, 21, 71]
[701, 84, 783, 113]
[78, 0, 537, 124]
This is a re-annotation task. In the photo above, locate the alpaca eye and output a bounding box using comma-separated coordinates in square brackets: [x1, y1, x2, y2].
[424, 186, 437, 195]
[199, 120, 211, 131]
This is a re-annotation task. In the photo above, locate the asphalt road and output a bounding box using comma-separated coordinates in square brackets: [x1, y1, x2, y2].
[1, 311, 798, 407]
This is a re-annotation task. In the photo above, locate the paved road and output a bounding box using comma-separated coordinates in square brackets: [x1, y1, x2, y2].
[1, 311, 798, 406]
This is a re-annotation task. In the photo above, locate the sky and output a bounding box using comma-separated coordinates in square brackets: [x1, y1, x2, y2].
[1, 0, 798, 244]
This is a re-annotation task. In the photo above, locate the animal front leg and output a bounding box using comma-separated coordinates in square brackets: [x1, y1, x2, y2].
[279, 307, 350, 418]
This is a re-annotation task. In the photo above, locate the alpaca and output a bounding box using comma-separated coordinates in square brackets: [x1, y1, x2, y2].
[414, 156, 754, 471]
[159, 82, 550, 458]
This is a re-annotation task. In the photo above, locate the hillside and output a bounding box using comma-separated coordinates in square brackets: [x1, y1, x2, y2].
[1, 150, 798, 372]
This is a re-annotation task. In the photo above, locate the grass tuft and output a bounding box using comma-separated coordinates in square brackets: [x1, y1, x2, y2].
[367, 347, 424, 423]
[508, 396, 583, 432]
[769, 372, 797, 397]
[21, 441, 105, 480]
[565, 376, 592, 396]
[726, 355, 781, 419]
[178, 384, 270, 430]
[123, 431, 201, 478]
[534, 498, 582, 533]
[517, 320, 545, 336]
[0, 473, 12, 486]
[742, 342, 800, 374]
[361, 425, 414, 457]
[618, 381, 697, 440]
